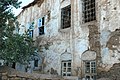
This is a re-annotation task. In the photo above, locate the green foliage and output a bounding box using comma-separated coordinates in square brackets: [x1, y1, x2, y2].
[0, 0, 22, 49]
[1, 33, 35, 64]
[0, 0, 36, 64]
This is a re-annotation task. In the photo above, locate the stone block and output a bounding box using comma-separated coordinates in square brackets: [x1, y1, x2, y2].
[2, 72, 7, 76]
[2, 76, 8, 80]
[14, 77, 21, 80]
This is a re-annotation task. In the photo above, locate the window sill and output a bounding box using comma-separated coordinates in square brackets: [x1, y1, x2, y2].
[33, 67, 40, 71]
[63, 76, 79, 79]
[36, 34, 45, 38]
[58, 27, 71, 33]
[82, 20, 97, 27]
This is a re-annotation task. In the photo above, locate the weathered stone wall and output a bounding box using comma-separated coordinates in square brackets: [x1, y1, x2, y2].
[97, 63, 120, 80]
[17, 0, 120, 79]
[0, 66, 64, 80]
[97, 0, 120, 72]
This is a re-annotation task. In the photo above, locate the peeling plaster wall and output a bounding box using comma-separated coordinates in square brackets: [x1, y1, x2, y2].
[17, 0, 120, 78]
[97, 0, 120, 72]
[17, 0, 76, 75]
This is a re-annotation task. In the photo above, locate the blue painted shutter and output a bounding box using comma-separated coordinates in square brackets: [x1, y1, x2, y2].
[38, 18, 42, 27]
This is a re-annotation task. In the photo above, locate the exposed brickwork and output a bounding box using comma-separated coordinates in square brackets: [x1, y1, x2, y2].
[88, 25, 101, 68]
[88, 25, 100, 56]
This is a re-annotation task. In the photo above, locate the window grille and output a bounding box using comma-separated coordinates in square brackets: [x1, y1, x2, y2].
[61, 5, 71, 29]
[82, 0, 96, 23]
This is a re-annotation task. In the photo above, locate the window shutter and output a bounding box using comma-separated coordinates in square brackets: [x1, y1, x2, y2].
[44, 25, 46, 34]
[38, 18, 42, 27]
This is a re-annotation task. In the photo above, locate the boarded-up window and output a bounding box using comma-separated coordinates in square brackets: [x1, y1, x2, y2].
[82, 0, 96, 23]
[38, 17, 45, 35]
[61, 60, 71, 76]
[61, 5, 71, 29]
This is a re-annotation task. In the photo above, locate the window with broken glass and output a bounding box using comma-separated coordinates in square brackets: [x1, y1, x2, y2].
[61, 60, 71, 76]
[82, 0, 96, 23]
[85, 61, 96, 80]
[61, 5, 71, 29]
[38, 17, 45, 35]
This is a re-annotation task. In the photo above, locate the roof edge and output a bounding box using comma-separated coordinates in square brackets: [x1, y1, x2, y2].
[22, 0, 37, 9]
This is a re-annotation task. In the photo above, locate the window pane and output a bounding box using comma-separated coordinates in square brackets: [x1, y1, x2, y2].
[67, 68, 71, 72]
[86, 62, 90, 67]
[68, 62, 71, 67]
[38, 19, 42, 27]
[42, 17, 44, 25]
[63, 73, 66, 76]
[67, 73, 71, 76]
[39, 26, 44, 35]
[85, 62, 90, 73]
[86, 76, 90, 80]
[91, 68, 96, 73]
[63, 68, 66, 72]
[91, 62, 95, 67]
[64, 63, 66, 67]
[85, 67, 90, 73]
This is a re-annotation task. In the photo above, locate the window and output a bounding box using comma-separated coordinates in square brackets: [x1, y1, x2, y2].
[0, 62, 2, 66]
[29, 30, 33, 37]
[29, 22, 34, 37]
[85, 61, 96, 80]
[82, 0, 96, 23]
[85, 75, 96, 80]
[61, 5, 71, 29]
[61, 60, 71, 76]
[34, 60, 38, 67]
[12, 62, 16, 69]
[38, 17, 45, 35]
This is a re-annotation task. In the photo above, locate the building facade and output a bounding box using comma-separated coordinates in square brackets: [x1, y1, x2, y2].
[17, 0, 120, 79]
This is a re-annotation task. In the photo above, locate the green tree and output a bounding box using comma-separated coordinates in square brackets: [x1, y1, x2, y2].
[0, 0, 35, 64]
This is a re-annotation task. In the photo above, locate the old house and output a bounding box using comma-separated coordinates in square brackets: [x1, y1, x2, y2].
[17, 0, 120, 79]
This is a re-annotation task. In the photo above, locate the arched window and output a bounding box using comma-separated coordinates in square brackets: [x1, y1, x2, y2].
[61, 51, 72, 76]
[81, 50, 97, 80]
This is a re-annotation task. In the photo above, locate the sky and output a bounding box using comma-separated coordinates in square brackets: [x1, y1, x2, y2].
[13, 0, 34, 16]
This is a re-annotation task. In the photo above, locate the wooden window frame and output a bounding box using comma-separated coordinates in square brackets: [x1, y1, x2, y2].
[84, 61, 96, 80]
[61, 60, 72, 76]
